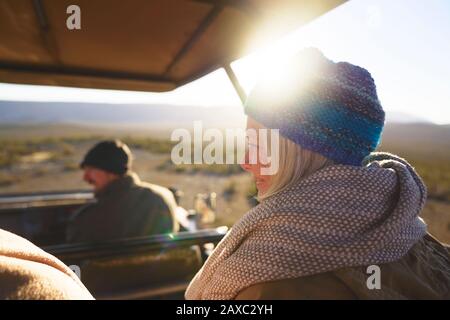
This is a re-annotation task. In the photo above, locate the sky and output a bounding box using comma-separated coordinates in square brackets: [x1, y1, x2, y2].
[0, 0, 449, 124]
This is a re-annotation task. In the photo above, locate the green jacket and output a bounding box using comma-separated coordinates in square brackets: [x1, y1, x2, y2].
[66, 173, 179, 243]
[235, 234, 450, 300]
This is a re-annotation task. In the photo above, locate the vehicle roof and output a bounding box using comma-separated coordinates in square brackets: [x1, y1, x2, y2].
[0, 0, 346, 92]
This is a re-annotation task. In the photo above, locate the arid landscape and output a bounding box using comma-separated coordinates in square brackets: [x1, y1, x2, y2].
[0, 101, 449, 244]
[0, 121, 449, 244]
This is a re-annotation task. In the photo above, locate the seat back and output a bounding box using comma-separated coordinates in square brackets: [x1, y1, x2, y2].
[44, 229, 227, 299]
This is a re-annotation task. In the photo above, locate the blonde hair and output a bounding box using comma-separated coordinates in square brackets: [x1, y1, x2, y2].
[258, 135, 334, 201]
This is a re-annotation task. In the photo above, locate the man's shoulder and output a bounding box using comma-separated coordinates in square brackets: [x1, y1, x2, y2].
[129, 177, 179, 232]
[134, 180, 175, 203]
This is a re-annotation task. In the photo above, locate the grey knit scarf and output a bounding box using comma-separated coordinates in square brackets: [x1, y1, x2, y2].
[185, 152, 428, 300]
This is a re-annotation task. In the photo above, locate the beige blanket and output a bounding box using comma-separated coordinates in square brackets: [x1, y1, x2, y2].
[0, 229, 93, 300]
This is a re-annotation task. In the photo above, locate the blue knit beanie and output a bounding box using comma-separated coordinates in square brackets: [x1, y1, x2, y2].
[244, 48, 385, 166]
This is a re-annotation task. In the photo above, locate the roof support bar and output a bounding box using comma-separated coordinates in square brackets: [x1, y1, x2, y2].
[190, 0, 257, 16]
[164, 5, 223, 76]
[32, 0, 61, 64]
[223, 64, 247, 106]
[32, 0, 48, 28]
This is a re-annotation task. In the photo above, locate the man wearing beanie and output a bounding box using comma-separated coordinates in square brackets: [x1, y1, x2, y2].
[66, 140, 179, 243]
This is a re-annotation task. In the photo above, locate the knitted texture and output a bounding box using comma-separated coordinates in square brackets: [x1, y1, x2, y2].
[244, 48, 385, 166]
[185, 152, 427, 300]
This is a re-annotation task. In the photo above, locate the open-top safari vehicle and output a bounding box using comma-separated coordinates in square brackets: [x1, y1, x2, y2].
[0, 0, 346, 299]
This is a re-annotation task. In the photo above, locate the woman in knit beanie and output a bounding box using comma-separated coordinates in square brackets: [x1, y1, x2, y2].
[185, 48, 450, 300]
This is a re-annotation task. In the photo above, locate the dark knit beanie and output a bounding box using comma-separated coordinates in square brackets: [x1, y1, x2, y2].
[80, 140, 132, 175]
[244, 48, 385, 166]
